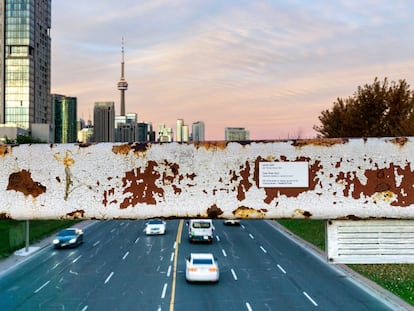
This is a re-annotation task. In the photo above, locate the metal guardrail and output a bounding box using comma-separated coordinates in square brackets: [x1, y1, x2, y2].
[1, 137, 414, 220]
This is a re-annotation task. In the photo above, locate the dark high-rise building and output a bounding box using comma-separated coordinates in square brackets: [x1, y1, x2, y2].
[52, 94, 77, 143]
[93, 101, 114, 142]
[0, 0, 52, 130]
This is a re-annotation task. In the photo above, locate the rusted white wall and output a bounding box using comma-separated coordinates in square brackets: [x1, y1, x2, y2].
[1, 137, 414, 220]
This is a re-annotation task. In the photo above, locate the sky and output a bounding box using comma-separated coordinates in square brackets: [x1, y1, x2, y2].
[51, 0, 414, 141]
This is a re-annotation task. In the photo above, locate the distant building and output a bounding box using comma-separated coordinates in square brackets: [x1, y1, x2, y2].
[176, 119, 184, 142]
[115, 113, 137, 142]
[0, 0, 52, 131]
[157, 124, 173, 142]
[192, 121, 205, 142]
[93, 102, 115, 142]
[137, 122, 155, 142]
[78, 119, 93, 143]
[225, 127, 250, 141]
[52, 94, 77, 143]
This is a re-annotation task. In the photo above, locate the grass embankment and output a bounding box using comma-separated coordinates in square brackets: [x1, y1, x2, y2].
[0, 220, 79, 259]
[277, 219, 414, 306]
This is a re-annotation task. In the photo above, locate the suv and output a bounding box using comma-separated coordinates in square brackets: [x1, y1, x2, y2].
[187, 219, 215, 243]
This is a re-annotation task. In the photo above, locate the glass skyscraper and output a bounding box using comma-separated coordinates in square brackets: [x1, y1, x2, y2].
[52, 94, 77, 143]
[0, 0, 51, 130]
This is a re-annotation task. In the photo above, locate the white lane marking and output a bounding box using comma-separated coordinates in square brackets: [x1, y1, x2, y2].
[170, 252, 174, 262]
[122, 251, 129, 260]
[104, 272, 114, 284]
[231, 269, 238, 280]
[134, 237, 140, 244]
[69, 270, 79, 275]
[241, 224, 245, 229]
[81, 306, 88, 311]
[303, 291, 318, 306]
[93, 240, 100, 247]
[110, 228, 116, 233]
[72, 255, 82, 263]
[161, 283, 168, 299]
[216, 235, 220, 242]
[260, 246, 267, 253]
[245, 302, 253, 311]
[167, 265, 172, 277]
[34, 280, 50, 293]
[51, 263, 60, 270]
[277, 264, 287, 274]
[222, 249, 227, 257]
[173, 241, 177, 249]
[249, 233, 254, 239]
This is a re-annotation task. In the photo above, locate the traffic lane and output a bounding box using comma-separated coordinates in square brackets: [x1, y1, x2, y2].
[0, 220, 177, 310]
[237, 220, 394, 310]
[174, 220, 252, 311]
[217, 220, 312, 310]
[84, 221, 178, 311]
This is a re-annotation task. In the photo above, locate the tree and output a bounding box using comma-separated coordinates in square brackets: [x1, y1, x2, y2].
[313, 77, 414, 138]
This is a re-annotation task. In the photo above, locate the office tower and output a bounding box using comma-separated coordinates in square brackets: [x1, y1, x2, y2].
[0, 0, 52, 130]
[51, 94, 77, 143]
[176, 118, 184, 142]
[117, 38, 128, 117]
[182, 124, 189, 141]
[137, 122, 154, 142]
[93, 101, 114, 142]
[192, 121, 205, 142]
[115, 113, 137, 142]
[225, 127, 250, 141]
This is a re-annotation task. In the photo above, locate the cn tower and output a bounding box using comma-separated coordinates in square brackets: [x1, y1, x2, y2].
[117, 38, 128, 116]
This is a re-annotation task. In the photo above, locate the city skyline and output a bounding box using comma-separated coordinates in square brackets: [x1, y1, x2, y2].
[51, 1, 414, 140]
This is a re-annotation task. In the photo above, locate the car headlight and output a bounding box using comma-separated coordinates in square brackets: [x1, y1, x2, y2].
[53, 239, 59, 244]
[69, 238, 77, 244]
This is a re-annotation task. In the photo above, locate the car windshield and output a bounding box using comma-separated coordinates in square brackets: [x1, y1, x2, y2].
[192, 222, 210, 228]
[148, 220, 163, 225]
[57, 229, 76, 236]
[193, 258, 213, 265]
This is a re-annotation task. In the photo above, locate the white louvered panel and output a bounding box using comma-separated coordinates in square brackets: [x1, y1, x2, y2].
[327, 220, 414, 264]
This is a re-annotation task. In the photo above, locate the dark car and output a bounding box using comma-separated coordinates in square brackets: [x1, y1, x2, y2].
[53, 228, 84, 248]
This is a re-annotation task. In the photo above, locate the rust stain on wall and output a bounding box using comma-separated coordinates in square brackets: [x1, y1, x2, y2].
[0, 213, 11, 219]
[7, 169, 46, 198]
[207, 204, 224, 218]
[336, 163, 414, 207]
[293, 209, 313, 219]
[233, 206, 266, 218]
[235, 161, 253, 201]
[119, 161, 164, 208]
[64, 209, 85, 219]
[112, 144, 131, 155]
[292, 138, 348, 148]
[0, 145, 11, 157]
[194, 141, 227, 150]
[389, 137, 408, 147]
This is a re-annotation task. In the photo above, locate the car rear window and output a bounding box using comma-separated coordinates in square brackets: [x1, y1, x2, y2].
[192, 222, 211, 228]
[193, 258, 213, 265]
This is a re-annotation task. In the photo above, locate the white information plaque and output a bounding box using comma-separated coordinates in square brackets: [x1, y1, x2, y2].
[259, 162, 309, 188]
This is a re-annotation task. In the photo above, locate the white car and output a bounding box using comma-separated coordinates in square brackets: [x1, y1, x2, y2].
[224, 219, 240, 226]
[185, 253, 219, 283]
[144, 219, 166, 235]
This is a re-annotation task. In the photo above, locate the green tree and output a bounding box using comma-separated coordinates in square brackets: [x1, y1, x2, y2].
[314, 77, 414, 138]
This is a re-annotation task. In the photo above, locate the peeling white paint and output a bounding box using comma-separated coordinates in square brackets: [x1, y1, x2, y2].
[0, 138, 414, 220]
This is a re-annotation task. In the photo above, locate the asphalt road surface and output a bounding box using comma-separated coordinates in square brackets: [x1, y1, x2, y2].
[0, 220, 406, 310]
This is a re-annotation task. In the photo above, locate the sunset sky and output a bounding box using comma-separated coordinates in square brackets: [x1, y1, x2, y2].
[51, 1, 414, 140]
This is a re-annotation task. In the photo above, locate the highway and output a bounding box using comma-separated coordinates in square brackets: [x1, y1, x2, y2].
[0, 220, 398, 310]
